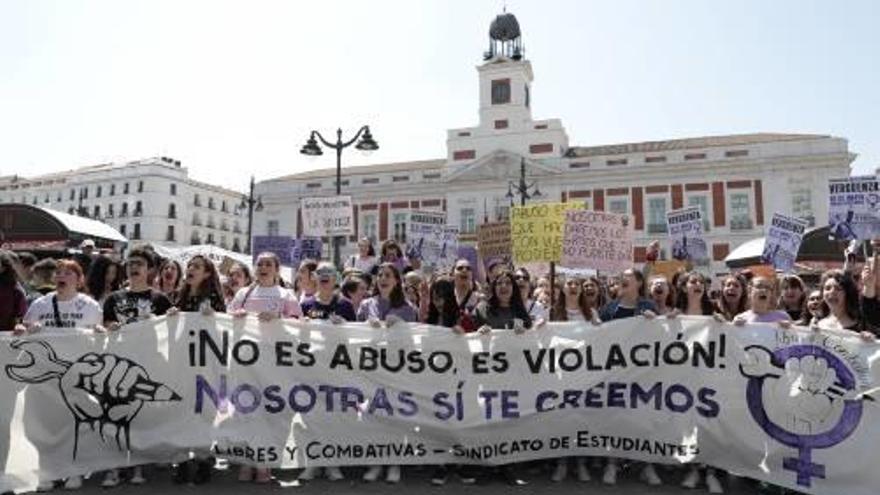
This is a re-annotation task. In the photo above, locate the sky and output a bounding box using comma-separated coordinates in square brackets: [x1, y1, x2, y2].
[1, 0, 878, 193]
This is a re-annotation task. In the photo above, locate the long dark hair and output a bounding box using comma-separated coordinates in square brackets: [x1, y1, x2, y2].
[373, 262, 407, 308]
[85, 255, 123, 300]
[0, 250, 21, 288]
[175, 255, 224, 310]
[675, 271, 715, 316]
[820, 269, 861, 322]
[488, 270, 532, 328]
[551, 276, 592, 321]
[716, 274, 749, 321]
[779, 274, 807, 315]
[427, 277, 459, 327]
[158, 258, 183, 292]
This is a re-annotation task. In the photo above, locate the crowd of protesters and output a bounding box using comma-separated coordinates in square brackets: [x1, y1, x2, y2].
[2, 235, 879, 494]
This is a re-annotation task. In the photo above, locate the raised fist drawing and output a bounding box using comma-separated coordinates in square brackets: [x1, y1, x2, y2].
[5, 340, 180, 459]
[741, 346, 846, 435]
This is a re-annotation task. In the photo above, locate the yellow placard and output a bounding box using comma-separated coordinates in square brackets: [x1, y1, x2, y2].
[511, 202, 581, 264]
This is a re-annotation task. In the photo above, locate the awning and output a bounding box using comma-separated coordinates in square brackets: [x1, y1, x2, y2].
[0, 204, 127, 250]
[724, 225, 866, 269]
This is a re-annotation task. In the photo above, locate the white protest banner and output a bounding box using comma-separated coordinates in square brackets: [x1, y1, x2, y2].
[301, 196, 354, 237]
[762, 213, 809, 272]
[561, 210, 633, 272]
[667, 207, 708, 261]
[2, 316, 880, 495]
[407, 211, 458, 269]
[828, 176, 880, 240]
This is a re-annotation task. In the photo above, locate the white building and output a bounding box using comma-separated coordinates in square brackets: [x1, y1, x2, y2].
[0, 157, 247, 252]
[254, 11, 853, 274]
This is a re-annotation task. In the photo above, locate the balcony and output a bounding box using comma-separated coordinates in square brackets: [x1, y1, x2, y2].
[647, 223, 668, 234]
[730, 217, 754, 231]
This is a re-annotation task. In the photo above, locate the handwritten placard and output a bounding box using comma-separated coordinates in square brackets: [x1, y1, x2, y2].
[477, 221, 512, 268]
[511, 202, 580, 264]
[561, 210, 633, 272]
[301, 196, 354, 237]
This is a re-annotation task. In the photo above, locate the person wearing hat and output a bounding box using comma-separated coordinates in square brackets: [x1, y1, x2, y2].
[299, 262, 356, 323]
[75, 239, 97, 274]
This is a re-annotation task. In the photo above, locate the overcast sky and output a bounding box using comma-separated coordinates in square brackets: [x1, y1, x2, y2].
[1, 0, 878, 192]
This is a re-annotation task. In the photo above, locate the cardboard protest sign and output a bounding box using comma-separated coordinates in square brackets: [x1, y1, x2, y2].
[407, 211, 459, 269]
[761, 213, 808, 272]
[667, 207, 708, 262]
[561, 210, 633, 272]
[301, 196, 354, 237]
[290, 238, 323, 267]
[828, 176, 880, 240]
[511, 202, 581, 264]
[477, 221, 512, 269]
[252, 236, 295, 266]
[646, 260, 688, 282]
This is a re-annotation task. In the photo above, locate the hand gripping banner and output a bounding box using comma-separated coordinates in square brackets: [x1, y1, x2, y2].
[2, 314, 878, 495]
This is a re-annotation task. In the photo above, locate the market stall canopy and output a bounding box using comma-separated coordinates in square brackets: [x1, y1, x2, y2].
[0, 204, 126, 251]
[724, 225, 867, 269]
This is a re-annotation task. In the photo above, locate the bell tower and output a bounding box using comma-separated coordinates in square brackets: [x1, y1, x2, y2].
[478, 11, 533, 128]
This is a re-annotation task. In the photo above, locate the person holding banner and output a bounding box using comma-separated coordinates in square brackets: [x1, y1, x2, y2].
[155, 258, 182, 297]
[816, 269, 878, 340]
[474, 271, 533, 334]
[598, 269, 657, 323]
[299, 262, 356, 324]
[674, 272, 715, 318]
[230, 252, 302, 323]
[223, 262, 252, 307]
[802, 289, 826, 325]
[293, 260, 318, 303]
[778, 275, 807, 322]
[733, 277, 791, 326]
[344, 237, 378, 275]
[340, 273, 369, 314]
[714, 274, 748, 322]
[356, 262, 416, 484]
[648, 276, 675, 316]
[452, 259, 481, 316]
[550, 276, 597, 325]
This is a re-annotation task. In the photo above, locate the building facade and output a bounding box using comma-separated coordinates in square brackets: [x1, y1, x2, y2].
[0, 157, 247, 252]
[253, 12, 853, 274]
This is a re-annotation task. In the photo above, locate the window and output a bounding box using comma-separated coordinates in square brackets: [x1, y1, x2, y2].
[423, 173, 441, 180]
[192, 213, 202, 226]
[134, 201, 143, 216]
[96, 186, 102, 198]
[81, 187, 89, 199]
[166, 225, 175, 241]
[121, 203, 129, 216]
[361, 214, 378, 242]
[120, 224, 127, 236]
[607, 159, 628, 166]
[729, 192, 752, 231]
[107, 204, 114, 217]
[569, 162, 590, 169]
[70, 189, 75, 201]
[43, 193, 49, 203]
[170, 184, 176, 195]
[194, 194, 201, 206]
[93, 205, 101, 218]
[110, 184, 115, 196]
[392, 176, 409, 183]
[133, 223, 141, 240]
[725, 149, 749, 158]
[138, 181, 144, 193]
[645, 156, 667, 163]
[124, 183, 130, 194]
[306, 183, 322, 189]
[267, 220, 279, 237]
[68, 207, 75, 215]
[56, 192, 62, 202]
[221, 200, 228, 213]
[206, 233, 215, 244]
[609, 199, 628, 215]
[168, 203, 176, 219]
[460, 208, 476, 234]
[494, 205, 510, 222]
[232, 238, 241, 252]
[208, 198, 215, 210]
[685, 153, 707, 161]
[362, 178, 379, 185]
[491, 79, 511, 104]
[647, 197, 668, 234]
[525, 84, 530, 108]
[220, 236, 228, 249]
[392, 213, 407, 243]
[790, 178, 815, 227]
[687, 196, 711, 232]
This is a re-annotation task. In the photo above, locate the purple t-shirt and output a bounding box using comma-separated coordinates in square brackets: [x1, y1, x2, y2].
[736, 309, 791, 323]
[356, 296, 417, 322]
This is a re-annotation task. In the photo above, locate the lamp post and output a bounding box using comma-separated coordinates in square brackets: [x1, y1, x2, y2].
[506, 157, 542, 207]
[238, 176, 263, 254]
[300, 126, 379, 267]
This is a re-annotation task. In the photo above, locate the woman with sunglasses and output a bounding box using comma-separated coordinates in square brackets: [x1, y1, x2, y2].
[356, 262, 416, 483]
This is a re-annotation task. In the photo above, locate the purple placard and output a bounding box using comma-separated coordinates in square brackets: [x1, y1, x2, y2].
[252, 236, 294, 266]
